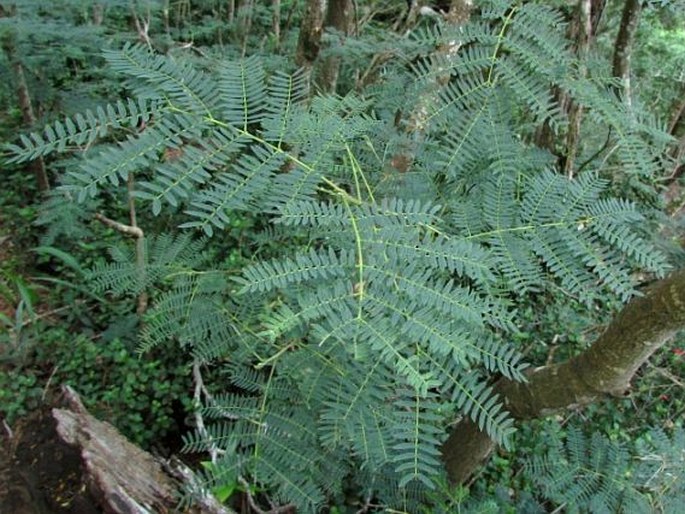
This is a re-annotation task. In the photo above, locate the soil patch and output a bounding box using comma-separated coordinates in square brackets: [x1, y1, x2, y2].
[0, 399, 101, 514]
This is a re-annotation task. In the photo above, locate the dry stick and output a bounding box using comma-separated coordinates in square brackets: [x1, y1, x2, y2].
[192, 361, 222, 463]
[14, 303, 78, 329]
[42, 364, 60, 402]
[192, 361, 288, 512]
[2, 419, 12, 439]
[190, 360, 238, 463]
[647, 361, 685, 389]
[94, 209, 147, 314]
[131, 3, 152, 49]
[240, 0, 255, 57]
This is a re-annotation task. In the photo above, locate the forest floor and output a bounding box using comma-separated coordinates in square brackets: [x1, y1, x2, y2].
[0, 395, 102, 514]
[0, 229, 99, 512]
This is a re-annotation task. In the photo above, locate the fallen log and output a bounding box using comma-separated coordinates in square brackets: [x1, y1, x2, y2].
[52, 385, 233, 514]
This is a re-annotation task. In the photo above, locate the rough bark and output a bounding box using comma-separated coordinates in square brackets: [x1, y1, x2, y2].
[564, 0, 592, 179]
[667, 93, 685, 137]
[536, 0, 605, 166]
[665, 91, 685, 181]
[53, 386, 233, 514]
[445, 0, 473, 25]
[318, 0, 354, 92]
[442, 267, 685, 484]
[391, 0, 473, 173]
[612, 0, 642, 103]
[296, 0, 326, 68]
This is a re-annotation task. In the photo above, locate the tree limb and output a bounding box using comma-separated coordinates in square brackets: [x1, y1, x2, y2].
[94, 212, 144, 239]
[442, 267, 685, 484]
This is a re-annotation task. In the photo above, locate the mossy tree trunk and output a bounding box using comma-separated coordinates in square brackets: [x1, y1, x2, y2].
[442, 268, 685, 484]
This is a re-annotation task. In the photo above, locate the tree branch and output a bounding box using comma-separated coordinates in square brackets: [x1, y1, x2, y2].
[443, 267, 685, 484]
[94, 213, 144, 239]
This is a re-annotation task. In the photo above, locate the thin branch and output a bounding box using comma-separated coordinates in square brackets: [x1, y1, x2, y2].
[2, 418, 12, 439]
[647, 361, 685, 388]
[42, 365, 60, 401]
[128, 173, 148, 316]
[192, 360, 222, 463]
[237, 476, 295, 514]
[94, 212, 143, 238]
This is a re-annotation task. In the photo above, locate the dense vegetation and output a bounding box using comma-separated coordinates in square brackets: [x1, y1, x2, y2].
[1, 1, 685, 512]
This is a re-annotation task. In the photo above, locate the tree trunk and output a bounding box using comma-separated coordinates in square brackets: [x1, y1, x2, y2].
[296, 0, 326, 68]
[226, 0, 235, 24]
[612, 0, 642, 104]
[318, 0, 354, 92]
[564, 0, 592, 179]
[272, 0, 281, 49]
[0, 6, 50, 193]
[390, 0, 473, 174]
[442, 267, 685, 484]
[536, 0, 605, 167]
[92, 3, 104, 25]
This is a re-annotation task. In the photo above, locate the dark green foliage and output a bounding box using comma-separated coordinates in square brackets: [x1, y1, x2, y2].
[525, 425, 685, 513]
[4, 0, 677, 511]
[51, 335, 191, 447]
[0, 329, 191, 448]
[0, 370, 42, 424]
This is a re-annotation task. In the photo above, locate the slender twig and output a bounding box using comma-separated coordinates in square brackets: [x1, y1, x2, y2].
[131, 3, 152, 49]
[2, 418, 13, 439]
[94, 212, 143, 238]
[237, 476, 295, 514]
[42, 365, 59, 401]
[647, 361, 685, 388]
[354, 492, 375, 514]
[192, 360, 223, 463]
[127, 173, 148, 316]
[12, 303, 80, 330]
